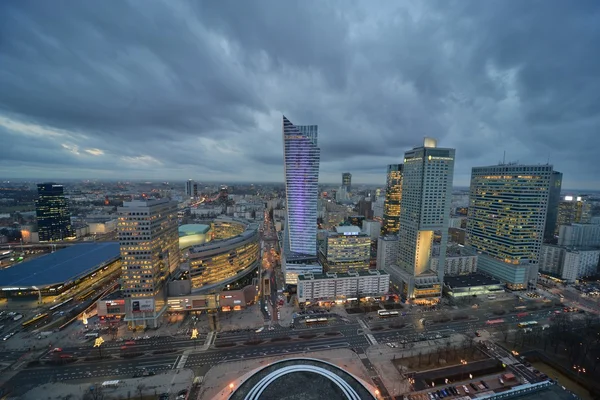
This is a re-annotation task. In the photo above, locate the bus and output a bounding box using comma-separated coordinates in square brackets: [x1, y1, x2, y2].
[487, 295, 497, 300]
[22, 313, 49, 329]
[378, 310, 400, 318]
[516, 312, 529, 318]
[49, 297, 74, 311]
[514, 306, 527, 311]
[517, 321, 538, 328]
[486, 319, 505, 325]
[78, 289, 95, 301]
[305, 317, 328, 325]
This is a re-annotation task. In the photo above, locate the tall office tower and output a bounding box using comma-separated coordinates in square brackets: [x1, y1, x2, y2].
[35, 183, 73, 242]
[193, 182, 198, 198]
[557, 195, 592, 232]
[118, 199, 180, 328]
[544, 171, 562, 241]
[185, 179, 195, 198]
[282, 116, 320, 256]
[467, 164, 553, 290]
[381, 164, 403, 235]
[342, 172, 352, 193]
[397, 138, 455, 303]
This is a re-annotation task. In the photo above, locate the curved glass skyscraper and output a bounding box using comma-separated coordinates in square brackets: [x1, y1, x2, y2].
[283, 115, 320, 256]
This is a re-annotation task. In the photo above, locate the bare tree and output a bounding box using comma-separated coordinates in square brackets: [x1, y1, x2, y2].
[136, 383, 146, 400]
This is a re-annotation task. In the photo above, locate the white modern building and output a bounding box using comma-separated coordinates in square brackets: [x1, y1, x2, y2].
[376, 235, 398, 271]
[362, 220, 381, 240]
[397, 138, 455, 303]
[118, 199, 180, 328]
[540, 244, 600, 282]
[467, 164, 553, 290]
[558, 223, 600, 248]
[430, 246, 478, 276]
[297, 270, 389, 303]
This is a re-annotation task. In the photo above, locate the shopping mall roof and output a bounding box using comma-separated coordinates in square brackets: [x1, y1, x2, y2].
[444, 273, 502, 288]
[0, 242, 120, 289]
[229, 358, 376, 400]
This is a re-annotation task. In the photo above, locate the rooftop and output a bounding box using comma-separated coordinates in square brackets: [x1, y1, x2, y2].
[298, 270, 388, 281]
[0, 242, 120, 289]
[229, 358, 375, 400]
[178, 224, 211, 236]
[444, 273, 502, 288]
[335, 226, 361, 234]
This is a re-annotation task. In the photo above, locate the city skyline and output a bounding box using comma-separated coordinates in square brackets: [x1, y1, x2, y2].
[1, 2, 600, 189]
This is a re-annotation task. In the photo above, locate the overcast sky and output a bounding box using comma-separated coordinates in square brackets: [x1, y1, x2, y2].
[1, 1, 599, 189]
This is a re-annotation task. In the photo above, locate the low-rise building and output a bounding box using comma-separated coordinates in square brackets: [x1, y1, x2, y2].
[297, 270, 389, 304]
[443, 274, 504, 298]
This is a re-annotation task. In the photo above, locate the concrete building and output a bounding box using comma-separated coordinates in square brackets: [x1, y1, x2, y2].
[118, 199, 180, 328]
[372, 197, 385, 219]
[430, 245, 477, 276]
[35, 183, 73, 242]
[87, 219, 117, 234]
[443, 274, 504, 298]
[185, 179, 196, 198]
[381, 164, 403, 235]
[361, 219, 381, 240]
[564, 249, 600, 280]
[284, 263, 323, 285]
[297, 270, 389, 304]
[540, 244, 600, 282]
[544, 171, 562, 241]
[376, 235, 398, 271]
[558, 223, 600, 248]
[342, 172, 352, 193]
[319, 226, 371, 273]
[449, 217, 466, 229]
[467, 164, 553, 290]
[396, 138, 455, 303]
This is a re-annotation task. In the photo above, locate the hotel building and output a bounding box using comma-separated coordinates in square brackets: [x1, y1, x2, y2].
[466, 164, 553, 289]
[118, 199, 180, 328]
[396, 138, 455, 302]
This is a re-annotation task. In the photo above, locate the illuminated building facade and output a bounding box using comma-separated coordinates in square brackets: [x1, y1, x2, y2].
[466, 164, 553, 290]
[187, 218, 260, 292]
[283, 115, 320, 256]
[118, 199, 180, 328]
[382, 164, 403, 235]
[319, 226, 371, 273]
[397, 138, 455, 302]
[35, 183, 73, 242]
[342, 172, 352, 193]
[556, 195, 592, 233]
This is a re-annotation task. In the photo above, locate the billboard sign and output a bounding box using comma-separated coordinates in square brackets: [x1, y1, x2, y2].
[131, 299, 154, 313]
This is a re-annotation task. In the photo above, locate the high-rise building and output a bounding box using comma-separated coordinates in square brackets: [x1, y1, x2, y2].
[558, 223, 600, 248]
[118, 199, 180, 328]
[35, 183, 73, 242]
[396, 138, 455, 302]
[382, 164, 403, 235]
[342, 172, 352, 193]
[466, 164, 553, 290]
[544, 171, 562, 241]
[185, 179, 195, 198]
[376, 235, 399, 271]
[282, 116, 320, 256]
[557, 195, 592, 232]
[282, 116, 321, 284]
[319, 226, 371, 273]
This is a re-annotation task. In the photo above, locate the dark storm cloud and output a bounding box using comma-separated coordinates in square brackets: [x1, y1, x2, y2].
[0, 0, 599, 188]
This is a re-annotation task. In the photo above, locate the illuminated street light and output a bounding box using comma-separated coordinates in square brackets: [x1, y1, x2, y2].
[229, 383, 234, 393]
[93, 337, 105, 357]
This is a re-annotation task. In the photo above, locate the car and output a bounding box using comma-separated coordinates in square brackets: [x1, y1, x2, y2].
[462, 385, 469, 394]
[469, 382, 479, 391]
[177, 389, 188, 396]
[142, 335, 150, 340]
[480, 380, 489, 389]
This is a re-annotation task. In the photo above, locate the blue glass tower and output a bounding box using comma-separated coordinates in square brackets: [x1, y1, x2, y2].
[283, 116, 320, 256]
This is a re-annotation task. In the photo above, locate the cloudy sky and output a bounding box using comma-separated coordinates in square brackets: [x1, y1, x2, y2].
[1, 1, 599, 189]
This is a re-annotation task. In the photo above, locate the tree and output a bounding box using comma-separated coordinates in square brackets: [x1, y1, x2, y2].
[136, 383, 146, 400]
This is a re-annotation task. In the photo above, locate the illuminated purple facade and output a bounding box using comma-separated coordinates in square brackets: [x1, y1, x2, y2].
[283, 116, 320, 256]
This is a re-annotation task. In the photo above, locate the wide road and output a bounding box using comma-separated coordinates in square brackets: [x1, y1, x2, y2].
[4, 354, 179, 396]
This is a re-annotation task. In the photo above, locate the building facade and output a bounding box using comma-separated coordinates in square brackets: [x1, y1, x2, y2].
[558, 223, 600, 248]
[362, 220, 381, 240]
[381, 164, 403, 235]
[540, 244, 600, 282]
[467, 164, 553, 290]
[342, 172, 352, 193]
[556, 196, 592, 233]
[118, 199, 180, 328]
[282, 116, 320, 256]
[319, 226, 371, 273]
[397, 138, 455, 302]
[35, 183, 73, 242]
[430, 249, 478, 276]
[376, 235, 398, 271]
[544, 171, 562, 241]
[297, 270, 389, 304]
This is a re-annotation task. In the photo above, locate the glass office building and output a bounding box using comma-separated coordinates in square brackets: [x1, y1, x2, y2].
[35, 183, 73, 242]
[382, 164, 403, 235]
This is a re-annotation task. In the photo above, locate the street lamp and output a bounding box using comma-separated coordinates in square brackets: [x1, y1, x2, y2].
[460, 359, 467, 381]
[191, 328, 199, 349]
[229, 383, 234, 393]
[573, 365, 586, 377]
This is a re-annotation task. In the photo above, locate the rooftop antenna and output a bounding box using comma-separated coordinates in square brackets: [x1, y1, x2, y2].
[503, 150, 506, 165]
